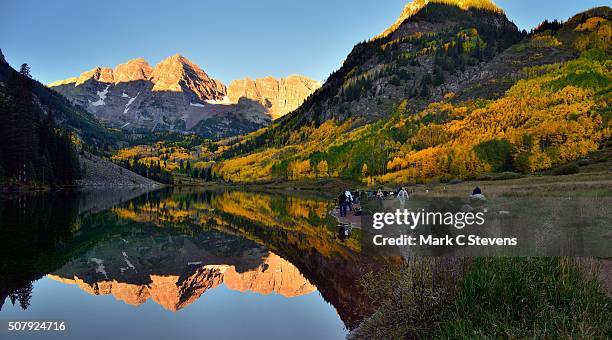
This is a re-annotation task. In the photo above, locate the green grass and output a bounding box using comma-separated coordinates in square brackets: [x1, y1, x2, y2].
[439, 258, 611, 339]
[352, 258, 612, 339]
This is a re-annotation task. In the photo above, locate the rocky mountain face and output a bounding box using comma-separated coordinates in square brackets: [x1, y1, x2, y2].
[228, 76, 321, 120]
[150, 55, 226, 99]
[49, 55, 319, 138]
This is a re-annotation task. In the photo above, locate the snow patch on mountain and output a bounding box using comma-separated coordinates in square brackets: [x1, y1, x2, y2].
[205, 96, 232, 105]
[124, 92, 140, 114]
[90, 85, 110, 106]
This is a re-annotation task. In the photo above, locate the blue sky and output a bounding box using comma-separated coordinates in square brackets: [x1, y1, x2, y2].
[1, 0, 608, 85]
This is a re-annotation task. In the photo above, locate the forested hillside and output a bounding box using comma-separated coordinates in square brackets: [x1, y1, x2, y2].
[0, 50, 119, 150]
[0, 64, 80, 186]
[211, 6, 612, 184]
[111, 5, 611, 186]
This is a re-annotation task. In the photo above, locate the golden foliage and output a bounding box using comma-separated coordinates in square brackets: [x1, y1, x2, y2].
[576, 17, 609, 32]
[214, 148, 282, 182]
[317, 160, 330, 178]
[375, 54, 610, 183]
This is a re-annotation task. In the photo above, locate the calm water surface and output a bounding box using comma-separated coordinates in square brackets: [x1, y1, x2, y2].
[0, 188, 377, 339]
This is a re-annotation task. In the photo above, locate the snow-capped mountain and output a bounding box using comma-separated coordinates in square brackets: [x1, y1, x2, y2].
[49, 54, 319, 138]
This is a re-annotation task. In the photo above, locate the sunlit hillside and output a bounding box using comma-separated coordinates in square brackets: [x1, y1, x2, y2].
[110, 7, 611, 187]
[211, 17, 611, 184]
[375, 0, 504, 39]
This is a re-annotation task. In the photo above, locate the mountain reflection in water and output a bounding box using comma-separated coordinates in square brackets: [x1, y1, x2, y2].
[0, 188, 386, 338]
[48, 232, 316, 311]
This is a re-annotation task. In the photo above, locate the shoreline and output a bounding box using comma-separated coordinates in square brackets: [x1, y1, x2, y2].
[3, 157, 611, 197]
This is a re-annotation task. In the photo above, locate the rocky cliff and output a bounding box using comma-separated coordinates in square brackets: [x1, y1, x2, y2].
[49, 55, 318, 138]
[228, 76, 321, 120]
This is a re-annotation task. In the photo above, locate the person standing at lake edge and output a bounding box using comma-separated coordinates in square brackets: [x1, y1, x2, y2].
[397, 187, 409, 209]
[338, 192, 348, 217]
[345, 191, 354, 212]
[376, 189, 384, 209]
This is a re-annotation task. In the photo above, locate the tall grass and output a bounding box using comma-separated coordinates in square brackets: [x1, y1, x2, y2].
[351, 257, 611, 339]
[440, 258, 611, 338]
[350, 258, 468, 339]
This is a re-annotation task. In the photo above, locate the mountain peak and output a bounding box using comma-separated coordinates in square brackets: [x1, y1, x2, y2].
[151, 54, 226, 99]
[375, 0, 503, 39]
[154, 54, 198, 71]
[113, 58, 153, 83]
[163, 53, 190, 65]
[76, 66, 115, 85]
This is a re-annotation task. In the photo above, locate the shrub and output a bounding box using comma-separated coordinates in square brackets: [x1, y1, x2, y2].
[474, 139, 513, 172]
[576, 158, 594, 166]
[476, 171, 522, 181]
[550, 163, 580, 176]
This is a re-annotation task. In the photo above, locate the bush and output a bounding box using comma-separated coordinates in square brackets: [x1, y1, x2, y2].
[476, 172, 522, 181]
[438, 175, 452, 183]
[437, 176, 463, 184]
[474, 139, 513, 172]
[576, 158, 594, 166]
[550, 164, 580, 176]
